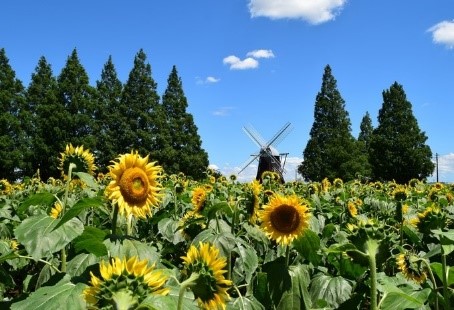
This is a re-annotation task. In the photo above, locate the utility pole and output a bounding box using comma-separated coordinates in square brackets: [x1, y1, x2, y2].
[436, 153, 439, 183]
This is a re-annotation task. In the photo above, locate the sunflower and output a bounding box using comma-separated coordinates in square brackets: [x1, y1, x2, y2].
[244, 180, 262, 223]
[84, 256, 169, 309]
[347, 201, 358, 218]
[50, 201, 63, 219]
[106, 151, 163, 219]
[392, 185, 409, 201]
[181, 242, 232, 309]
[333, 178, 344, 188]
[58, 144, 96, 177]
[0, 179, 12, 195]
[191, 186, 208, 213]
[259, 194, 311, 245]
[179, 211, 206, 240]
[396, 252, 427, 284]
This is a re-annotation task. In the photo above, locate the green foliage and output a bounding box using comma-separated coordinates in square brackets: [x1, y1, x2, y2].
[0, 48, 26, 181]
[56, 48, 97, 150]
[299, 65, 369, 182]
[24, 56, 61, 179]
[369, 82, 434, 183]
[94, 56, 123, 171]
[2, 171, 454, 309]
[118, 49, 160, 156]
[156, 66, 209, 180]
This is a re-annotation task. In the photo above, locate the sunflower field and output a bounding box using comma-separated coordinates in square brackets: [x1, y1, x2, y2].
[1, 146, 454, 310]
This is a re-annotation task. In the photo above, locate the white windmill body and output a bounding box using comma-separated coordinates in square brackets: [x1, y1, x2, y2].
[238, 122, 292, 182]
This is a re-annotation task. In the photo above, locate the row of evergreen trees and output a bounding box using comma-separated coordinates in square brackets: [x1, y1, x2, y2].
[299, 65, 434, 184]
[0, 47, 434, 184]
[0, 48, 209, 181]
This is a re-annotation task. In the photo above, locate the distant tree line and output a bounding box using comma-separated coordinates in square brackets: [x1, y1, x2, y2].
[0, 48, 209, 181]
[298, 65, 434, 184]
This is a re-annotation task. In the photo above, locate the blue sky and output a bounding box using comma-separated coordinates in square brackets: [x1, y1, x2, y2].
[2, 0, 454, 182]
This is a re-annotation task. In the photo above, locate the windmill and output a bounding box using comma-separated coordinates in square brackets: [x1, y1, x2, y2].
[238, 122, 293, 182]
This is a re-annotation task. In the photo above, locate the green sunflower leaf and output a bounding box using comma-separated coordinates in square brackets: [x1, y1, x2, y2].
[14, 214, 84, 260]
[66, 253, 98, 278]
[430, 262, 454, 286]
[309, 273, 352, 309]
[73, 172, 98, 189]
[10, 275, 87, 310]
[53, 196, 104, 231]
[104, 239, 160, 263]
[275, 264, 312, 310]
[231, 295, 265, 310]
[379, 287, 431, 310]
[73, 226, 108, 257]
[17, 192, 56, 215]
[293, 229, 321, 266]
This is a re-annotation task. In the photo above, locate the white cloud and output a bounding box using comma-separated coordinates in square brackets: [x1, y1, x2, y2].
[212, 106, 235, 116]
[428, 20, 454, 48]
[223, 55, 259, 70]
[246, 49, 275, 59]
[196, 76, 220, 84]
[248, 0, 347, 25]
[206, 76, 220, 83]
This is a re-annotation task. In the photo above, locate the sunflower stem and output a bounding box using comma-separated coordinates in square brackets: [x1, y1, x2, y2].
[285, 244, 290, 267]
[18, 255, 61, 273]
[126, 214, 133, 236]
[366, 239, 379, 310]
[421, 258, 439, 310]
[441, 252, 450, 310]
[177, 272, 200, 310]
[111, 202, 119, 235]
[60, 162, 76, 273]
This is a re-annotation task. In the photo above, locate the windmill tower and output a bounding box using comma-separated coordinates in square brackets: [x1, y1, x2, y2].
[238, 122, 292, 182]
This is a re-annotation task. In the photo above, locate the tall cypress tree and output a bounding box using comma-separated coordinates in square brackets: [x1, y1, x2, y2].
[158, 65, 209, 179]
[0, 48, 26, 181]
[369, 82, 434, 183]
[357, 111, 373, 180]
[57, 49, 96, 150]
[95, 56, 123, 171]
[25, 56, 62, 180]
[358, 111, 373, 151]
[119, 49, 160, 156]
[298, 65, 368, 181]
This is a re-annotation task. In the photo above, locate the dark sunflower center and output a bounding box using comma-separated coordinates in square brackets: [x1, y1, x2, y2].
[270, 204, 300, 233]
[119, 167, 149, 204]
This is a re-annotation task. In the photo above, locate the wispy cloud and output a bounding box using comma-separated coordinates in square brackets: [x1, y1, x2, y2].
[428, 20, 454, 49]
[223, 49, 275, 70]
[212, 106, 235, 116]
[246, 49, 275, 59]
[196, 76, 220, 84]
[248, 0, 347, 25]
[223, 55, 259, 70]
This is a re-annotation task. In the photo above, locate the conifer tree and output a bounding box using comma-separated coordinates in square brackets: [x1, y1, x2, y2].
[0, 48, 26, 181]
[358, 111, 373, 151]
[298, 65, 368, 181]
[158, 66, 209, 179]
[369, 82, 434, 183]
[25, 56, 61, 180]
[95, 56, 123, 171]
[57, 49, 96, 151]
[119, 49, 160, 156]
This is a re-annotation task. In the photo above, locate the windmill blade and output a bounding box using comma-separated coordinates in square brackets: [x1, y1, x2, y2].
[266, 122, 293, 148]
[243, 124, 266, 149]
[238, 153, 260, 175]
